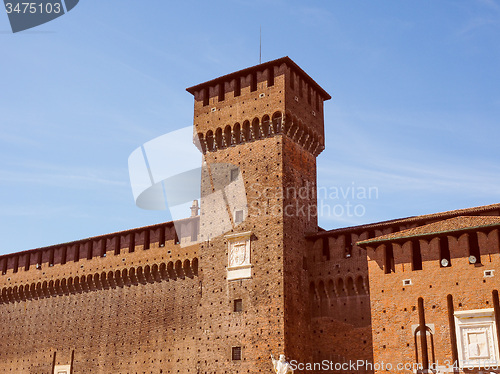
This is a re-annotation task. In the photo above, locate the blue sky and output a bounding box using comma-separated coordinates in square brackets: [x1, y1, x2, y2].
[1, 0, 499, 255]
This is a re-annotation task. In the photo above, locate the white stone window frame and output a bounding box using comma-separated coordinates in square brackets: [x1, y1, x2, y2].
[225, 231, 252, 281]
[454, 308, 500, 369]
[54, 364, 71, 374]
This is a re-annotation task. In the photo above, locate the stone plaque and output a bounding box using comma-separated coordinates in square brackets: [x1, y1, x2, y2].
[455, 308, 499, 368]
[225, 231, 252, 281]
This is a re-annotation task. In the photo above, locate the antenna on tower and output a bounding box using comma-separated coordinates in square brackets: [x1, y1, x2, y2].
[259, 25, 262, 64]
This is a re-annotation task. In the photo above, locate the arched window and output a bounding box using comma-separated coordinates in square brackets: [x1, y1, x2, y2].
[328, 279, 335, 299]
[346, 277, 356, 296]
[159, 263, 167, 278]
[233, 123, 241, 144]
[192, 258, 199, 276]
[252, 118, 261, 139]
[262, 115, 270, 137]
[175, 260, 183, 278]
[183, 259, 192, 277]
[356, 276, 366, 295]
[336, 278, 346, 297]
[206, 130, 214, 152]
[272, 112, 282, 134]
[215, 128, 223, 150]
[242, 121, 251, 142]
[224, 125, 232, 147]
[167, 262, 175, 278]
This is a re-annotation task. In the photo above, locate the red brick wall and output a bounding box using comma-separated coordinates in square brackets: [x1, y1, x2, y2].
[367, 228, 500, 374]
[0, 230, 200, 373]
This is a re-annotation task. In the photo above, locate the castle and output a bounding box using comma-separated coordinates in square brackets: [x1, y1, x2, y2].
[1, 57, 499, 374]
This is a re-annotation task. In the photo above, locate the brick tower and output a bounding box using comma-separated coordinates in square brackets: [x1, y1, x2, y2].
[187, 56, 331, 373]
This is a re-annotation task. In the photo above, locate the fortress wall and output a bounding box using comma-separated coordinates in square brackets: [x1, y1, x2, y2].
[0, 220, 201, 374]
[0, 269, 200, 374]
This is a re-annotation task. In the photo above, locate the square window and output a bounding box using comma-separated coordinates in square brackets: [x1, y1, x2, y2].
[232, 346, 242, 361]
[230, 168, 239, 182]
[235, 210, 243, 224]
[234, 299, 242, 312]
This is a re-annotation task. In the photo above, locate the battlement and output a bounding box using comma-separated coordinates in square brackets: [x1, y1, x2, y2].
[0, 217, 200, 287]
[187, 57, 331, 157]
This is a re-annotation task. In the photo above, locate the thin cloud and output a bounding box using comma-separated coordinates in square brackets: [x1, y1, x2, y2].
[0, 163, 128, 189]
[458, 17, 498, 36]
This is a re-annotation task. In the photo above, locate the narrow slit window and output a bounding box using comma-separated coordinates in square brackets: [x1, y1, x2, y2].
[234, 78, 241, 97]
[37, 251, 42, 268]
[87, 242, 93, 260]
[267, 67, 274, 87]
[61, 247, 67, 265]
[129, 233, 135, 253]
[344, 234, 353, 258]
[384, 243, 395, 274]
[13, 256, 18, 273]
[114, 237, 121, 255]
[322, 237, 330, 261]
[49, 248, 55, 267]
[203, 87, 209, 106]
[100, 239, 106, 257]
[439, 236, 451, 267]
[218, 82, 225, 102]
[159, 229, 165, 248]
[412, 240, 423, 271]
[468, 232, 481, 264]
[144, 230, 150, 250]
[74, 245, 80, 263]
[251, 72, 257, 92]
[25, 253, 31, 271]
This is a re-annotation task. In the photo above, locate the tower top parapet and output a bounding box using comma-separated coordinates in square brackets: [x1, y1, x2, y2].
[186, 56, 331, 101]
[187, 56, 331, 156]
